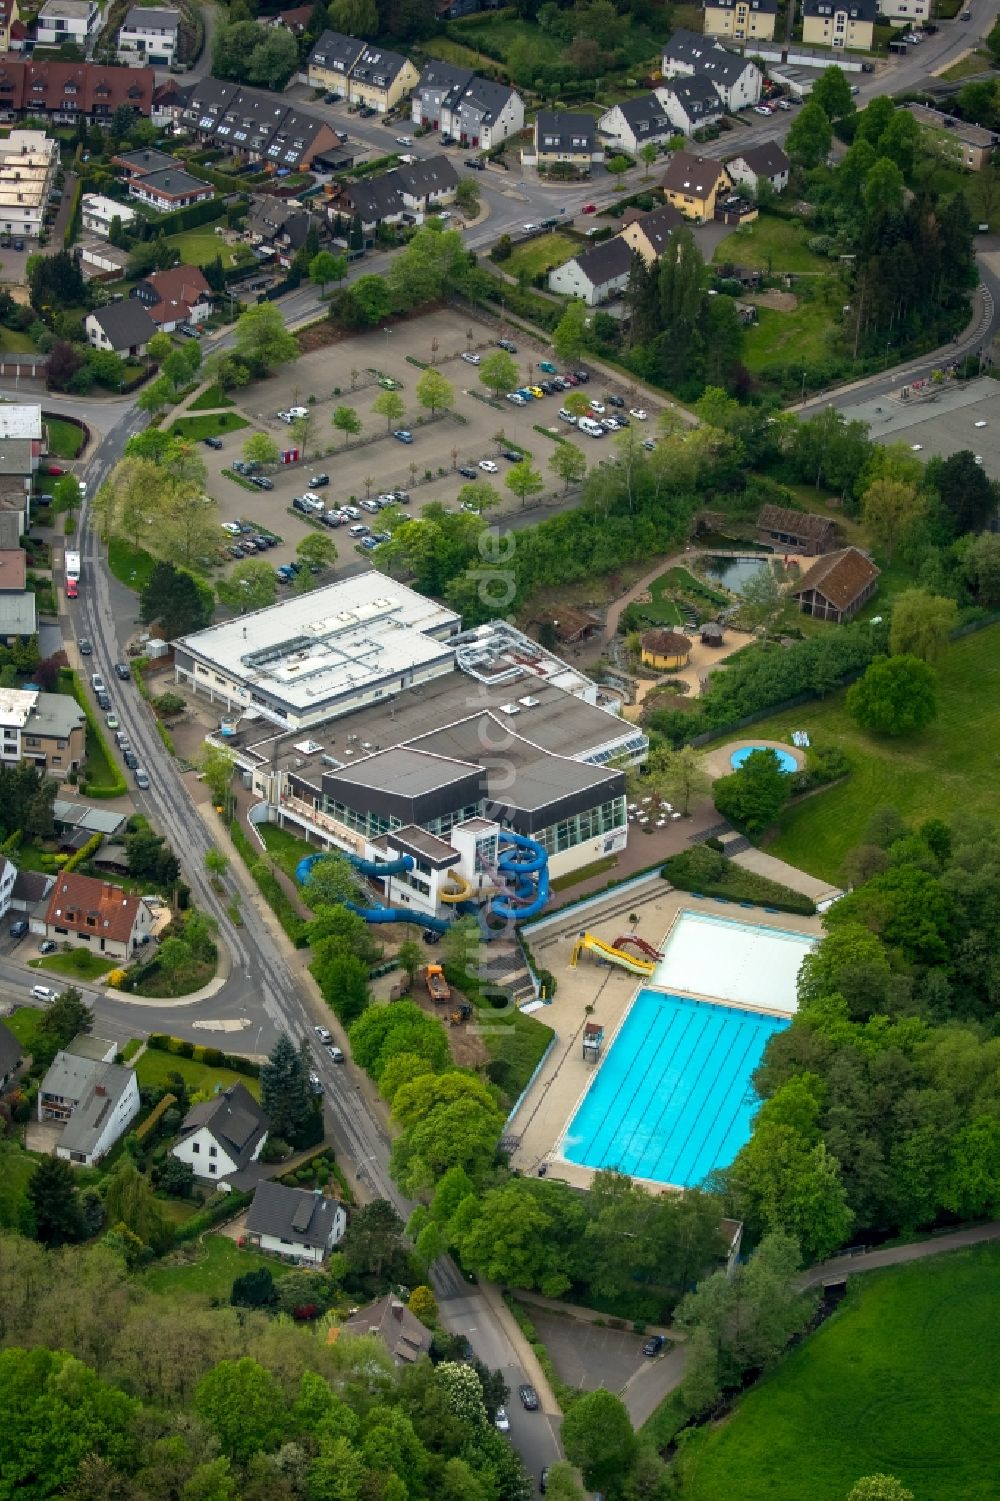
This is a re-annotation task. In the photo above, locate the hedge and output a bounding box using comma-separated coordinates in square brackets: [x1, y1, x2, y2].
[228, 818, 307, 946]
[58, 668, 126, 798]
[134, 1090, 177, 1143]
[174, 1187, 254, 1243]
[146, 1033, 260, 1077]
[63, 175, 83, 248]
[63, 830, 102, 873]
[661, 849, 816, 916]
[135, 193, 229, 240]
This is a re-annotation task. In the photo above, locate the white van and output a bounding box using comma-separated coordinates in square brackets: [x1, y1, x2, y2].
[31, 985, 56, 1002]
[579, 417, 605, 438]
[91, 673, 105, 693]
[348, 523, 368, 538]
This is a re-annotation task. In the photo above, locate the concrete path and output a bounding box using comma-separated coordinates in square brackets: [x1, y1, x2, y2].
[731, 847, 842, 907]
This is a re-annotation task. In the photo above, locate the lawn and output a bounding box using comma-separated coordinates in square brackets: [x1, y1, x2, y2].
[713, 215, 834, 276]
[136, 1048, 261, 1099]
[630, 565, 728, 626]
[506, 232, 579, 281]
[30, 950, 117, 980]
[44, 415, 86, 459]
[743, 299, 838, 376]
[679, 1244, 1000, 1501]
[162, 230, 241, 268]
[456, 14, 661, 73]
[258, 822, 320, 885]
[481, 1005, 552, 1105]
[0, 325, 36, 354]
[3, 1005, 43, 1050]
[169, 411, 249, 442]
[107, 536, 158, 593]
[187, 383, 235, 411]
[741, 622, 1000, 881]
[144, 1233, 287, 1300]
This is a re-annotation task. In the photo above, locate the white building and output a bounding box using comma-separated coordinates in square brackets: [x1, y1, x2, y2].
[81, 192, 137, 238]
[598, 94, 675, 156]
[0, 687, 85, 773]
[35, 0, 101, 52]
[245, 1181, 347, 1264]
[171, 1082, 270, 1187]
[0, 130, 57, 239]
[658, 78, 725, 137]
[38, 1034, 141, 1167]
[438, 76, 524, 151]
[117, 5, 180, 65]
[661, 29, 763, 112]
[548, 237, 635, 305]
[726, 141, 791, 195]
[878, 0, 931, 22]
[0, 852, 16, 920]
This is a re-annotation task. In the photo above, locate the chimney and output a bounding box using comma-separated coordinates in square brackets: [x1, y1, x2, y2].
[95, 1085, 107, 1097]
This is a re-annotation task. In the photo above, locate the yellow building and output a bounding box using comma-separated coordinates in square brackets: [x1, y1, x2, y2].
[801, 0, 876, 52]
[347, 45, 419, 115]
[0, 0, 19, 52]
[704, 0, 777, 44]
[640, 629, 692, 670]
[660, 150, 732, 224]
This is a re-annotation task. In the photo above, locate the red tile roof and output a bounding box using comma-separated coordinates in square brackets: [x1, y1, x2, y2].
[46, 873, 146, 946]
[137, 263, 211, 324]
[0, 59, 154, 116]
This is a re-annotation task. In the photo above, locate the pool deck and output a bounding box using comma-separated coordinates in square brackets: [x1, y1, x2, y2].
[701, 737, 807, 781]
[509, 885, 822, 1191]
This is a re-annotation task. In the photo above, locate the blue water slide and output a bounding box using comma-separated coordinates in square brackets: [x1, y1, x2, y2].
[491, 833, 551, 921]
[346, 902, 451, 932]
[295, 849, 415, 888]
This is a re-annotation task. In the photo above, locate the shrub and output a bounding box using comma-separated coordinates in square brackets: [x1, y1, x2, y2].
[133, 1091, 177, 1143]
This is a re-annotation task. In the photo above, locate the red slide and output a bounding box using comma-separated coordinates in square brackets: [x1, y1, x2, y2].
[613, 934, 662, 961]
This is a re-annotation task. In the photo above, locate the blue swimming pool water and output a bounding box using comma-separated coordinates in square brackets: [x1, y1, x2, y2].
[562, 990, 789, 1188]
[730, 745, 797, 774]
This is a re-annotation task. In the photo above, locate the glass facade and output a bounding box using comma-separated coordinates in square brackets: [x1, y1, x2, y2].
[535, 795, 627, 856]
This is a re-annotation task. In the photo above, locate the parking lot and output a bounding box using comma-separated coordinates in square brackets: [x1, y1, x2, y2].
[201, 307, 660, 579]
[842, 376, 1000, 479]
[527, 1309, 651, 1396]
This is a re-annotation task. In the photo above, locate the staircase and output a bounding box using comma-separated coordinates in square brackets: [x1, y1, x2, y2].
[482, 939, 538, 1008]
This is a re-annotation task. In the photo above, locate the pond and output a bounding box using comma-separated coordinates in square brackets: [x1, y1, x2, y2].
[701, 554, 773, 595]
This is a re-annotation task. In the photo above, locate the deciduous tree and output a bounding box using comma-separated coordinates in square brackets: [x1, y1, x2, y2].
[217, 559, 278, 613]
[332, 404, 362, 446]
[712, 748, 791, 836]
[561, 1390, 636, 1492]
[233, 302, 299, 373]
[242, 432, 279, 468]
[888, 589, 957, 662]
[373, 388, 405, 431]
[297, 531, 338, 571]
[847, 655, 938, 736]
[505, 458, 543, 509]
[415, 367, 454, 416]
[478, 350, 518, 397]
[548, 442, 586, 492]
[861, 478, 923, 562]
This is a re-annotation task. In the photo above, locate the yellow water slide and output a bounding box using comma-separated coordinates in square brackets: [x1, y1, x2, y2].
[440, 873, 473, 903]
[570, 933, 657, 976]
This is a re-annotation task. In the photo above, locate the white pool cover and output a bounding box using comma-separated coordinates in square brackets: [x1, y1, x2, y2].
[652, 909, 816, 1015]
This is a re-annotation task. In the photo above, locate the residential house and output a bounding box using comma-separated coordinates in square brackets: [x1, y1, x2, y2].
[85, 301, 156, 357]
[548, 236, 635, 306]
[791, 546, 880, 622]
[0, 1015, 21, 1091]
[906, 104, 997, 171]
[347, 44, 419, 114]
[305, 29, 366, 95]
[38, 1034, 140, 1166]
[0, 0, 20, 52]
[117, 7, 180, 66]
[127, 163, 213, 212]
[171, 1082, 270, 1187]
[35, 0, 101, 54]
[335, 154, 458, 236]
[439, 76, 523, 150]
[0, 404, 42, 471]
[81, 192, 137, 237]
[336, 1295, 433, 1365]
[178, 79, 339, 172]
[661, 150, 733, 222]
[0, 436, 32, 539]
[726, 141, 791, 195]
[658, 76, 724, 137]
[0, 130, 58, 240]
[150, 75, 187, 127]
[0, 61, 155, 125]
[45, 871, 155, 957]
[661, 30, 763, 112]
[410, 60, 473, 130]
[267, 4, 312, 33]
[528, 110, 602, 174]
[131, 262, 212, 329]
[247, 195, 323, 269]
[10, 867, 53, 927]
[879, 0, 931, 22]
[618, 202, 683, 263]
[113, 145, 182, 178]
[245, 1181, 347, 1264]
[756, 503, 836, 555]
[801, 0, 876, 50]
[0, 552, 34, 642]
[0, 852, 15, 923]
[704, 0, 778, 43]
[598, 93, 675, 156]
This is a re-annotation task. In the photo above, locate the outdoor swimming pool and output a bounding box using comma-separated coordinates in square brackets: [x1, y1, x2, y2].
[561, 989, 789, 1187]
[730, 745, 798, 774]
[653, 909, 815, 1013]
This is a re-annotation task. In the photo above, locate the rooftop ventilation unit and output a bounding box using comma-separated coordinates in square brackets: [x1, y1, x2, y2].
[499, 703, 520, 714]
[518, 695, 539, 707]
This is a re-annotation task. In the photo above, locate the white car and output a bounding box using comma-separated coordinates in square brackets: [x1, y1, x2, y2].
[507, 392, 527, 405]
[589, 400, 605, 415]
[314, 1025, 332, 1044]
[395, 135, 412, 146]
[754, 105, 772, 116]
[558, 408, 578, 424]
[222, 522, 242, 535]
[522, 223, 538, 232]
[494, 1407, 510, 1433]
[630, 408, 648, 421]
[279, 405, 309, 422]
[462, 352, 481, 364]
[479, 459, 498, 473]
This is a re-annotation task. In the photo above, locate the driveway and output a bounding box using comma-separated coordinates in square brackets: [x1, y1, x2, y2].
[529, 1309, 649, 1396]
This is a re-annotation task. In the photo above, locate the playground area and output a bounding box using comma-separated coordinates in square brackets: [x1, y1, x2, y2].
[508, 883, 821, 1190]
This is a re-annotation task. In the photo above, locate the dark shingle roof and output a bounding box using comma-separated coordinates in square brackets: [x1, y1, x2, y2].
[88, 300, 156, 350]
[177, 1082, 270, 1169]
[661, 149, 730, 197]
[758, 504, 835, 541]
[246, 1181, 342, 1250]
[622, 202, 683, 253]
[0, 1018, 21, 1079]
[730, 141, 790, 178]
[350, 43, 411, 88]
[415, 59, 473, 96]
[568, 235, 635, 288]
[802, 0, 876, 17]
[535, 110, 595, 152]
[458, 76, 517, 124]
[792, 547, 880, 610]
[667, 75, 723, 121]
[308, 28, 365, 73]
[614, 92, 673, 136]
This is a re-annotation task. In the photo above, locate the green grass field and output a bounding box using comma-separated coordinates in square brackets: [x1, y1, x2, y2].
[187, 383, 235, 411]
[30, 950, 117, 980]
[743, 299, 839, 376]
[713, 215, 834, 275]
[680, 1245, 1000, 1501]
[0, 1140, 37, 1229]
[3, 1006, 43, 1050]
[135, 1049, 261, 1099]
[107, 537, 158, 593]
[258, 822, 319, 885]
[44, 415, 86, 459]
[506, 232, 578, 280]
[0, 325, 36, 354]
[742, 623, 1000, 881]
[144, 1233, 286, 1300]
[169, 411, 249, 442]
[162, 230, 242, 268]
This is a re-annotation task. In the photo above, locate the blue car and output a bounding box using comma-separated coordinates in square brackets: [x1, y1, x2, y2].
[516, 388, 535, 401]
[393, 429, 413, 443]
[360, 537, 378, 550]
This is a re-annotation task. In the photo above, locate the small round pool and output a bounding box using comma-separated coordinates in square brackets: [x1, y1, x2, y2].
[730, 745, 798, 774]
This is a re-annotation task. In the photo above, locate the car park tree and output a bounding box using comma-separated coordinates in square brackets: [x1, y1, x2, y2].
[505, 457, 544, 509]
[242, 431, 279, 468]
[373, 388, 405, 431]
[479, 349, 518, 397]
[552, 298, 591, 365]
[289, 410, 315, 460]
[332, 404, 362, 446]
[564, 390, 591, 419]
[415, 367, 454, 416]
[548, 442, 586, 492]
[456, 480, 499, 514]
[309, 250, 347, 294]
[233, 302, 298, 374]
[297, 531, 338, 572]
[217, 558, 278, 614]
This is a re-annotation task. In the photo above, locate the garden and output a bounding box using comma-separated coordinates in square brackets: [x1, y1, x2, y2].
[505, 231, 579, 282]
[168, 410, 249, 443]
[677, 1245, 1000, 1501]
[43, 415, 86, 460]
[712, 214, 834, 277]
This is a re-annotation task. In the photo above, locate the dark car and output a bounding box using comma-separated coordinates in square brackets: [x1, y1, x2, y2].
[518, 1384, 539, 1411]
[643, 1334, 666, 1357]
[496, 338, 517, 354]
[464, 158, 485, 170]
[251, 475, 274, 490]
[458, 465, 477, 479]
[310, 474, 330, 486]
[203, 435, 224, 450]
[114, 662, 130, 680]
[573, 369, 590, 383]
[79, 638, 93, 656]
[539, 380, 554, 394]
[9, 919, 27, 938]
[14, 239, 23, 251]
[96, 692, 111, 711]
[540, 1469, 549, 1496]
[606, 394, 625, 408]
[123, 749, 138, 770]
[501, 449, 523, 462]
[422, 928, 442, 945]
[393, 429, 414, 444]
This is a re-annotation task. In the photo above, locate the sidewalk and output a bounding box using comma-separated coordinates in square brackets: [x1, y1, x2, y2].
[798, 1219, 1000, 1288]
[480, 1281, 562, 1417]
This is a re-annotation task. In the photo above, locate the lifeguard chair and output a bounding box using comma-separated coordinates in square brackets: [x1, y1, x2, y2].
[582, 1021, 605, 1063]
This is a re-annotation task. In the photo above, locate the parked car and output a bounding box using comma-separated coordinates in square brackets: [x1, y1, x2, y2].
[91, 674, 105, 693]
[124, 749, 139, 770]
[393, 429, 413, 443]
[134, 766, 150, 790]
[114, 662, 131, 680]
[79, 638, 93, 655]
[605, 394, 625, 408]
[496, 338, 517, 353]
[9, 920, 27, 938]
[494, 1407, 510, 1433]
[203, 435, 224, 450]
[315, 1025, 332, 1043]
[251, 475, 274, 490]
[518, 1384, 539, 1411]
[478, 459, 498, 473]
[326, 1044, 345, 1063]
[464, 158, 485, 170]
[39, 940, 56, 955]
[630, 407, 648, 421]
[558, 409, 578, 424]
[310, 473, 330, 487]
[462, 351, 481, 364]
[589, 400, 606, 415]
[501, 449, 524, 462]
[106, 713, 119, 730]
[507, 392, 527, 405]
[573, 370, 590, 383]
[643, 1334, 666, 1357]
[458, 465, 477, 479]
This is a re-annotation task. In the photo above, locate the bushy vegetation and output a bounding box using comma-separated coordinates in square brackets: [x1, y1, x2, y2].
[662, 846, 816, 915]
